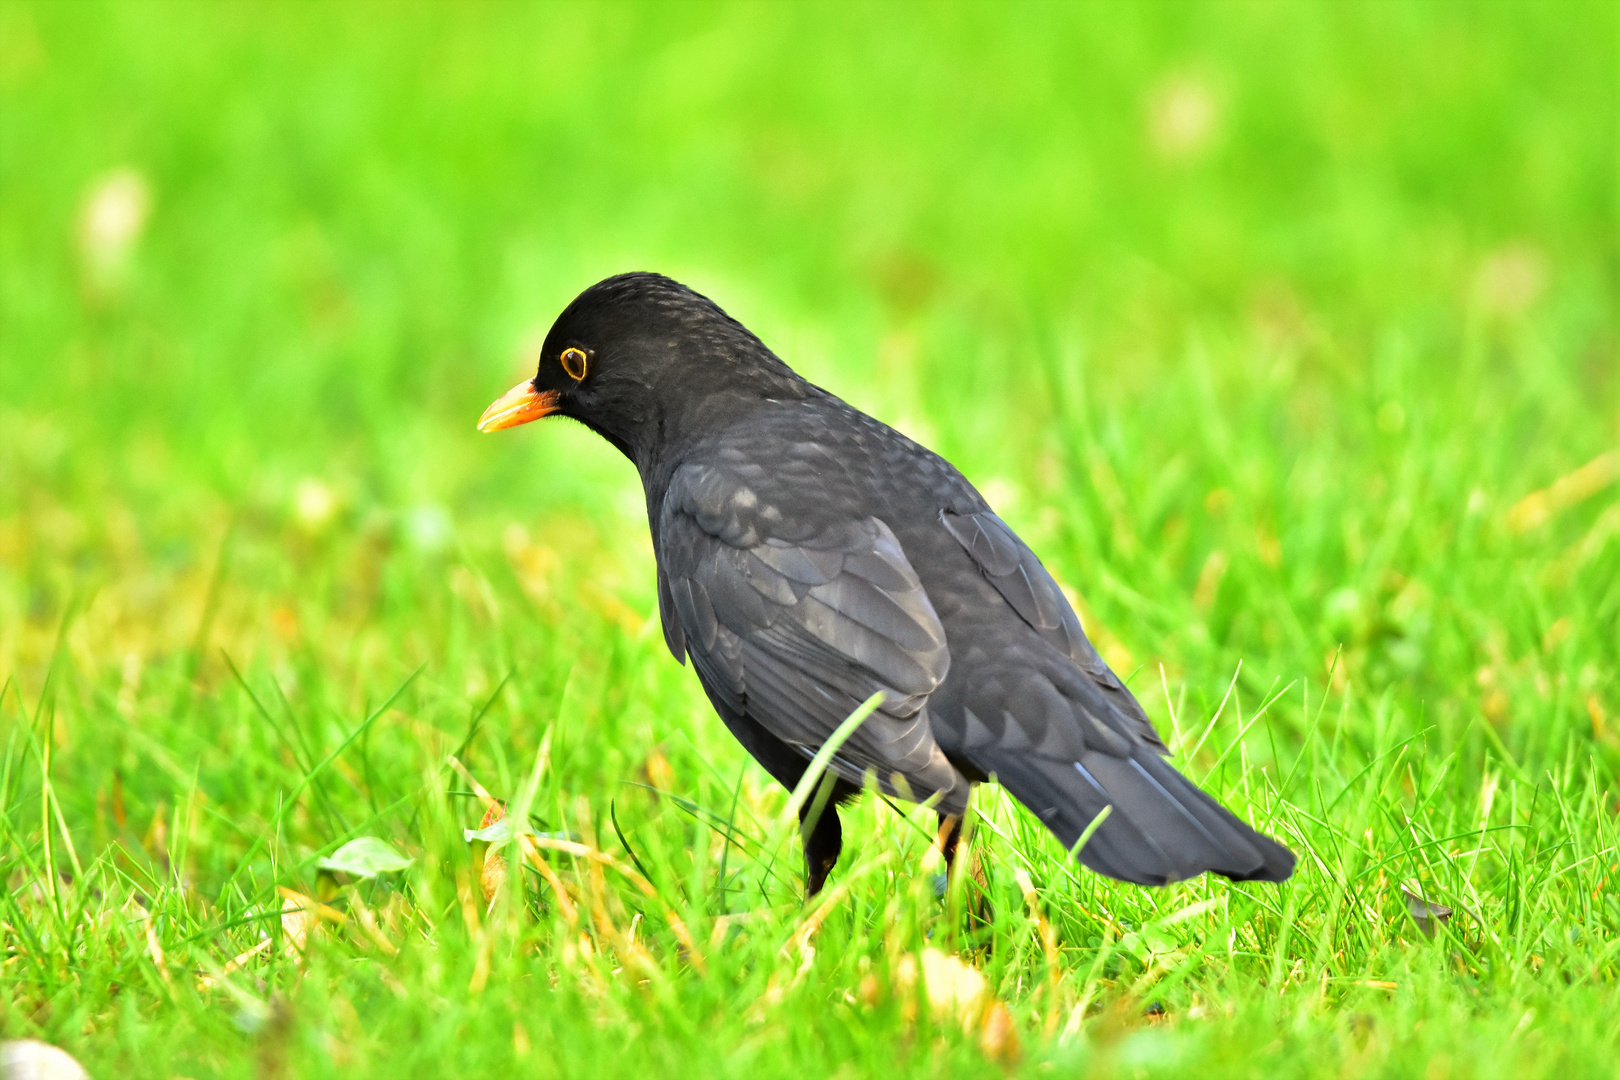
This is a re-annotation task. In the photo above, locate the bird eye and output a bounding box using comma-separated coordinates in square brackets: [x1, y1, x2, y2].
[560, 347, 588, 382]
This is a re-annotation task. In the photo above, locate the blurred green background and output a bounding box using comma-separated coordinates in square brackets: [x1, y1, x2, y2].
[4, 0, 1613, 748]
[1, 2, 1616, 1077]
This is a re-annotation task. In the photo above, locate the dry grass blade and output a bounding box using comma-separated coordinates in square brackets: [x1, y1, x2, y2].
[1506, 449, 1620, 532]
[1013, 867, 1062, 1035]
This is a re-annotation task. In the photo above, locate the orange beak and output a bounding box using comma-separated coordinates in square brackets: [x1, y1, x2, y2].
[477, 380, 561, 432]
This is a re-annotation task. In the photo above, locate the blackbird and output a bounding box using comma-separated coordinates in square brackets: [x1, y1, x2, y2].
[480, 272, 1295, 896]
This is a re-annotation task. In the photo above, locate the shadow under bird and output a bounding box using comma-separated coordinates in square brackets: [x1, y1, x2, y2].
[480, 272, 1295, 896]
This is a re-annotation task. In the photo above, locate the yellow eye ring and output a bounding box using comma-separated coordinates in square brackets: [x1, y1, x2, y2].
[560, 347, 588, 382]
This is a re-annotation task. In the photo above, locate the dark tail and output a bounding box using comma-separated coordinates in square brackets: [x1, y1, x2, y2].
[992, 749, 1295, 885]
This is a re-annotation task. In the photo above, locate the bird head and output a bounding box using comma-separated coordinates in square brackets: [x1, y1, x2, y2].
[477, 272, 804, 463]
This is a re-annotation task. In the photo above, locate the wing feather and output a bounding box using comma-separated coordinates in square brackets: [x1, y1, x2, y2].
[941, 509, 1167, 753]
[658, 464, 969, 811]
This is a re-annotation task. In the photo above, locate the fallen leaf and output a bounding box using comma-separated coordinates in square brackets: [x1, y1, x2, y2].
[316, 837, 414, 879]
[277, 886, 346, 957]
[464, 819, 517, 844]
[642, 747, 676, 794]
[481, 848, 507, 905]
[1400, 881, 1453, 938]
[895, 948, 1022, 1064]
[462, 817, 577, 844]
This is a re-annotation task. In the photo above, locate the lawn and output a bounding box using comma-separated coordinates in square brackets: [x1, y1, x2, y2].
[2, 2, 1617, 1077]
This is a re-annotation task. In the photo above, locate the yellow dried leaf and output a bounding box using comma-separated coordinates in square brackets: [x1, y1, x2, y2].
[643, 748, 676, 794]
[895, 948, 1023, 1064]
[481, 849, 507, 905]
[277, 886, 345, 957]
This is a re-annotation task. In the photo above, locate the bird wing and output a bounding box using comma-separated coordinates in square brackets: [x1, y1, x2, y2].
[939, 508, 1166, 752]
[940, 508, 1294, 884]
[657, 461, 969, 811]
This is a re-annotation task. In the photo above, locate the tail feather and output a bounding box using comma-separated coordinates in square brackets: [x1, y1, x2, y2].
[992, 755, 1174, 885]
[990, 751, 1295, 885]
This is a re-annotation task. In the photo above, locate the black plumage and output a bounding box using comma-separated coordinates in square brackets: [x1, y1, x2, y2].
[479, 272, 1295, 895]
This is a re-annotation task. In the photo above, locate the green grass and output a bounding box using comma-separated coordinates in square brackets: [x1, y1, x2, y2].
[2, 2, 1617, 1077]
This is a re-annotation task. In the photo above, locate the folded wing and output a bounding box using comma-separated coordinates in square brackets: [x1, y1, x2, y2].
[659, 462, 970, 812]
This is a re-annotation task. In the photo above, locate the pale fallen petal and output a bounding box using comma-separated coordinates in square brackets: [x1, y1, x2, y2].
[0, 1040, 89, 1080]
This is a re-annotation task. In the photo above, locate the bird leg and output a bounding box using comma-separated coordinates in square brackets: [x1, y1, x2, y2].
[936, 813, 963, 877]
[935, 811, 994, 927]
[800, 772, 844, 898]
